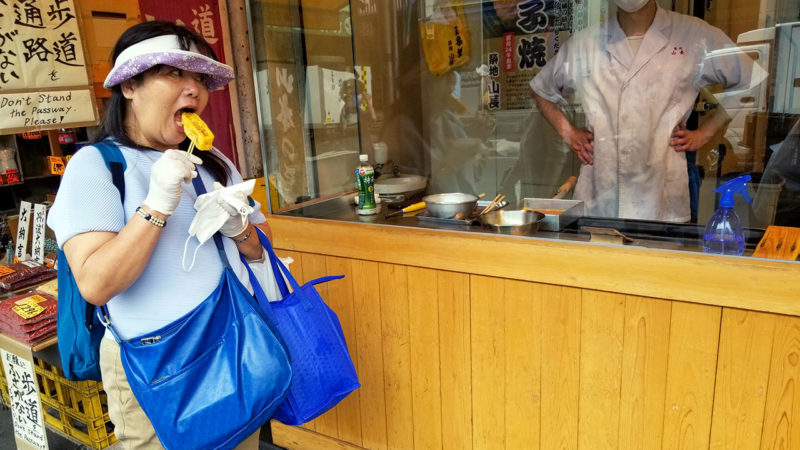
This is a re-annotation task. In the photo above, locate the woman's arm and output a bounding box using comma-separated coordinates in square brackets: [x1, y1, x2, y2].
[230, 221, 273, 261]
[62, 206, 168, 306]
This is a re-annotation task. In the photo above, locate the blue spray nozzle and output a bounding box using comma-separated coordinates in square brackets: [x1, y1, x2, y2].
[713, 174, 752, 208]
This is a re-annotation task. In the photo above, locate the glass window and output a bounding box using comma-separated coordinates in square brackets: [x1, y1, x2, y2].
[248, 0, 800, 256]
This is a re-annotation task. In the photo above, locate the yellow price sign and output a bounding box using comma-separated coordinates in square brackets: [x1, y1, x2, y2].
[12, 295, 47, 319]
[48, 156, 66, 175]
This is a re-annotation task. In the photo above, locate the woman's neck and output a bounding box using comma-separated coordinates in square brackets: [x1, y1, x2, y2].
[618, 1, 657, 37]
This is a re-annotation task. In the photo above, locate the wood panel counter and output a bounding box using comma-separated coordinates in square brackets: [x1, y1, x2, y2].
[266, 214, 800, 450]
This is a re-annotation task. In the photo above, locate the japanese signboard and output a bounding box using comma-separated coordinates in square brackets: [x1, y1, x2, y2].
[267, 62, 307, 207]
[138, 0, 239, 166]
[0, 0, 87, 89]
[0, 88, 96, 133]
[15, 200, 31, 262]
[32, 203, 46, 263]
[1, 349, 48, 449]
[0, 0, 96, 133]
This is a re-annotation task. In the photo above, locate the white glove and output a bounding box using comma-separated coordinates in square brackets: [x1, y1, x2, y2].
[143, 150, 203, 215]
[213, 181, 253, 237]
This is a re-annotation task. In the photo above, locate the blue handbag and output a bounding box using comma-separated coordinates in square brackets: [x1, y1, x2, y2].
[242, 228, 360, 426]
[102, 179, 292, 449]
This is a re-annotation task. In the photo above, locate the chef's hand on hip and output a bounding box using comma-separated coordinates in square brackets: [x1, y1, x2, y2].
[144, 150, 203, 216]
[564, 126, 594, 165]
[670, 122, 710, 152]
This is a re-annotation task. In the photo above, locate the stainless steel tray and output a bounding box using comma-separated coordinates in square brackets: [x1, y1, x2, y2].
[522, 198, 584, 231]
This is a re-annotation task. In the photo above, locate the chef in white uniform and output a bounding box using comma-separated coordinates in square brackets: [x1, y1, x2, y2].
[530, 0, 758, 221]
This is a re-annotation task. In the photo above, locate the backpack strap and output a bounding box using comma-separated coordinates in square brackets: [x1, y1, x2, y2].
[91, 140, 126, 203]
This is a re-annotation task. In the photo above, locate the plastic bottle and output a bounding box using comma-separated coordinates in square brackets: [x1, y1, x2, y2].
[702, 174, 752, 256]
[356, 154, 377, 215]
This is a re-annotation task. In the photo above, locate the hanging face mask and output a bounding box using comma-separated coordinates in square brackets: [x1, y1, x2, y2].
[614, 0, 649, 13]
[183, 180, 255, 271]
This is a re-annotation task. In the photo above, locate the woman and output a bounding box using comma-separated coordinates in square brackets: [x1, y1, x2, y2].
[47, 21, 269, 449]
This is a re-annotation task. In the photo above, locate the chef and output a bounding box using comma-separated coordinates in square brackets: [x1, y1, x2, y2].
[530, 0, 759, 221]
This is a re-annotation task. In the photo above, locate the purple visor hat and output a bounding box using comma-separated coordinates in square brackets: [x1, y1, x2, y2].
[103, 35, 234, 91]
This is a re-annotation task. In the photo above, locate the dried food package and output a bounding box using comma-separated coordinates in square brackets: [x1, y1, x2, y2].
[0, 260, 56, 291]
[0, 291, 57, 324]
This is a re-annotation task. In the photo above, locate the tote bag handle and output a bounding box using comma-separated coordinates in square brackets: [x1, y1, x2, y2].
[241, 228, 343, 317]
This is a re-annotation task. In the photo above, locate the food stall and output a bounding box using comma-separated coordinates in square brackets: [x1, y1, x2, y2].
[242, 0, 800, 448]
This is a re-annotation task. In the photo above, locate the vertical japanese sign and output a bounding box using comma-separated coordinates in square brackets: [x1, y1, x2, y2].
[1, 349, 48, 450]
[138, 0, 238, 166]
[481, 0, 573, 110]
[267, 62, 306, 206]
[0, 0, 96, 133]
[15, 200, 31, 262]
[32, 203, 46, 263]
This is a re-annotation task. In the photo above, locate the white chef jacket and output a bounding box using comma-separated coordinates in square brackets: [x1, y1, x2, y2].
[531, 7, 755, 221]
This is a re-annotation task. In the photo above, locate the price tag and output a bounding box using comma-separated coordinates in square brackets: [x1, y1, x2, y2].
[21, 131, 41, 139]
[12, 298, 45, 319]
[48, 156, 65, 175]
[0, 266, 14, 277]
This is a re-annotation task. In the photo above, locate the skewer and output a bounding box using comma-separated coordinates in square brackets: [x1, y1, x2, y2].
[187, 141, 196, 155]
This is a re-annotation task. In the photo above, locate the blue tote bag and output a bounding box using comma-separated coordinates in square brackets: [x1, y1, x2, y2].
[102, 176, 292, 450]
[242, 228, 360, 426]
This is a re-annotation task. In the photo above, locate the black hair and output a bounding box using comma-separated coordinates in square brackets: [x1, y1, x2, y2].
[93, 21, 229, 185]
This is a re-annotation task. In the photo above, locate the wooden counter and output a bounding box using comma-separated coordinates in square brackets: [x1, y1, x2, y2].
[266, 215, 800, 450]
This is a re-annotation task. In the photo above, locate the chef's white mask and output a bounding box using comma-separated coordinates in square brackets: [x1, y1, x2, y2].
[614, 0, 649, 13]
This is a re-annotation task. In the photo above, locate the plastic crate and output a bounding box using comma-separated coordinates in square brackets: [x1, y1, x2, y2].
[34, 357, 103, 395]
[32, 357, 117, 449]
[40, 397, 69, 435]
[61, 407, 117, 449]
[0, 366, 8, 406]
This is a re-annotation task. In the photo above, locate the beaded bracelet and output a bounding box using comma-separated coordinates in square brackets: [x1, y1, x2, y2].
[135, 206, 166, 228]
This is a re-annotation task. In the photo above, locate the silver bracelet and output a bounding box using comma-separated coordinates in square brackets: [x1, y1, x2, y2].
[233, 228, 252, 244]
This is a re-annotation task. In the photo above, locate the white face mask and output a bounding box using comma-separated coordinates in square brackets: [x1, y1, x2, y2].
[182, 180, 255, 272]
[614, 0, 649, 13]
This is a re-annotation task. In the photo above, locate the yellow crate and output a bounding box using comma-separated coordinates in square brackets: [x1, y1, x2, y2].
[31, 357, 117, 449]
[61, 408, 117, 449]
[0, 376, 8, 406]
[33, 357, 102, 395]
[40, 397, 69, 435]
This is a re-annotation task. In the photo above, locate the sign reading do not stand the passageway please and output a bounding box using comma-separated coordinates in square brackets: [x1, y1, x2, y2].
[0, 0, 97, 133]
[0, 89, 95, 133]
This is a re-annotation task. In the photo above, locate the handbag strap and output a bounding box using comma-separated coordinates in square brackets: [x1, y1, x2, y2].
[241, 227, 343, 314]
[101, 170, 231, 341]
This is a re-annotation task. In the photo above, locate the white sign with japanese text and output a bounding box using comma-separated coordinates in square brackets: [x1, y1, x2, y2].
[15, 201, 31, 262]
[0, 0, 87, 90]
[1, 349, 48, 450]
[32, 203, 46, 264]
[0, 88, 96, 133]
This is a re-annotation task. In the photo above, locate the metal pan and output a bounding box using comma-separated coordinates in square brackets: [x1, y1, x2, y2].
[422, 193, 478, 219]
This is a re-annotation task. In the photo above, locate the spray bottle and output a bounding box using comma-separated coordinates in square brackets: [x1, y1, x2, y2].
[702, 174, 751, 256]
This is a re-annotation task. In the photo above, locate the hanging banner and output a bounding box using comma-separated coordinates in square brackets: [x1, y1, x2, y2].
[138, 0, 238, 167]
[2, 349, 48, 450]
